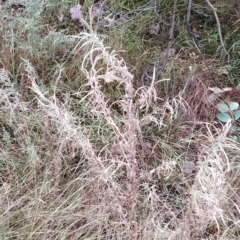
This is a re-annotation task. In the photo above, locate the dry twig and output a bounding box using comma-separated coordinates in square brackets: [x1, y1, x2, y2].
[157, 0, 177, 72]
[205, 0, 227, 53]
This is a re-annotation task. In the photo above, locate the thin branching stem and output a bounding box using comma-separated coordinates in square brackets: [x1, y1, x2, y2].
[206, 0, 227, 53]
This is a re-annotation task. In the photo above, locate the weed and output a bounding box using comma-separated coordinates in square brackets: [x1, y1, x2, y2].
[0, 0, 240, 239]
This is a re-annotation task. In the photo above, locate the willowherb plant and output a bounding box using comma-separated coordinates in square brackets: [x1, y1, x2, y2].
[24, 29, 142, 238]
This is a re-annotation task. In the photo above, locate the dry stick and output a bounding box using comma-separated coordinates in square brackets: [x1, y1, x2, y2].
[205, 0, 227, 54]
[186, 0, 192, 33]
[157, 0, 177, 72]
[186, 0, 221, 88]
[142, 0, 175, 82]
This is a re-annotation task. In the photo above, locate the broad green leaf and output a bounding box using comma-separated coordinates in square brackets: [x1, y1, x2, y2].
[229, 102, 239, 111]
[234, 110, 240, 120]
[216, 113, 231, 123]
[231, 135, 238, 141]
[217, 102, 229, 113]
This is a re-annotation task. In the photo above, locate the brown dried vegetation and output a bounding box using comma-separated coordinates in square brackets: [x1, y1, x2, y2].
[0, 0, 240, 239]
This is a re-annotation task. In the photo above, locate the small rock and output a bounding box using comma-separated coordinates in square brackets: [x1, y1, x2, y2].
[183, 161, 196, 174]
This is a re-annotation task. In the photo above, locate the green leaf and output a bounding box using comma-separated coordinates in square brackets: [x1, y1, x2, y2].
[216, 113, 231, 123]
[231, 135, 238, 141]
[234, 110, 240, 120]
[217, 103, 229, 113]
[229, 102, 239, 111]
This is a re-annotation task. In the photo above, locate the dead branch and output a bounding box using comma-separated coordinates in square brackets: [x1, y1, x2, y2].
[205, 0, 227, 53]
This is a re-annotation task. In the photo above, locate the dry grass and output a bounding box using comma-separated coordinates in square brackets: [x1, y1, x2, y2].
[1, 1, 240, 239]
